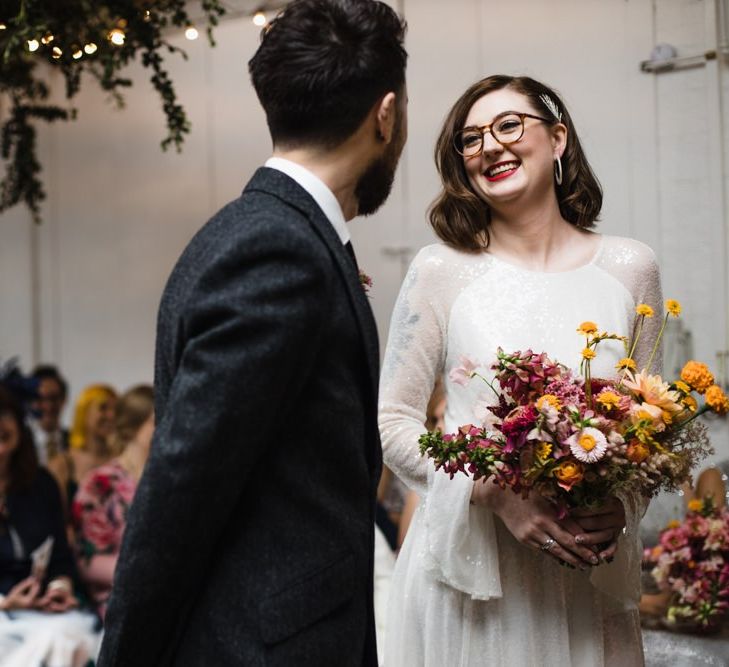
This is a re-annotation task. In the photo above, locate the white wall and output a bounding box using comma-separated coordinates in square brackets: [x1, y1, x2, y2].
[1, 0, 727, 440]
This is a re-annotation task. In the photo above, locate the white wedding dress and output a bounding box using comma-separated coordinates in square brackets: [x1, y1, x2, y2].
[379, 234, 663, 666]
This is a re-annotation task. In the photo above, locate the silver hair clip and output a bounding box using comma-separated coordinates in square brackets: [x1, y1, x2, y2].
[539, 93, 562, 122]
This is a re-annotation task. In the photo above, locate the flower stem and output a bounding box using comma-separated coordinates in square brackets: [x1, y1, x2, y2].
[473, 372, 501, 398]
[675, 404, 710, 430]
[627, 315, 644, 360]
[646, 313, 669, 373]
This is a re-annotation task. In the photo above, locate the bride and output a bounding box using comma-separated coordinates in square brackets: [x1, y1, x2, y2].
[378, 75, 662, 666]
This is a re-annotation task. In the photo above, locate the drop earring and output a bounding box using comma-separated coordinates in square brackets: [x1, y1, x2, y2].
[554, 155, 563, 186]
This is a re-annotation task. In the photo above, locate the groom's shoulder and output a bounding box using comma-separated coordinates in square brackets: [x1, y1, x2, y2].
[182, 172, 322, 262]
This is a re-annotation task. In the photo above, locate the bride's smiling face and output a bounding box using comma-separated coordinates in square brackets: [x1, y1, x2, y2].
[461, 88, 566, 209]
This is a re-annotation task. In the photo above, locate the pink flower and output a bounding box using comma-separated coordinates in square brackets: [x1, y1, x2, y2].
[685, 515, 710, 539]
[500, 404, 538, 452]
[545, 375, 585, 407]
[492, 348, 563, 403]
[450, 355, 479, 386]
[660, 527, 689, 551]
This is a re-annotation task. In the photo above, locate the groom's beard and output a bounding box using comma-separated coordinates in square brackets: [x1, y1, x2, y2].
[355, 120, 405, 217]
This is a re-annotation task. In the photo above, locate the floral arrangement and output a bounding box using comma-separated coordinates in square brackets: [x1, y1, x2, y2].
[644, 497, 729, 630]
[419, 300, 721, 516]
[359, 269, 373, 294]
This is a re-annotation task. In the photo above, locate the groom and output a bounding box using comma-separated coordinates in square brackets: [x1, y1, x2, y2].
[97, 1, 408, 665]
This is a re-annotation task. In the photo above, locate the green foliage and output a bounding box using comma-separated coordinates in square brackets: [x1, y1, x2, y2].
[0, 0, 226, 222]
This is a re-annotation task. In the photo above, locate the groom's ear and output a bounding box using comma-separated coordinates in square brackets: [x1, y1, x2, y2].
[374, 92, 397, 144]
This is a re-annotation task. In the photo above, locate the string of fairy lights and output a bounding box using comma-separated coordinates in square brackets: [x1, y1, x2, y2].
[0, 2, 287, 222]
[0, 6, 276, 65]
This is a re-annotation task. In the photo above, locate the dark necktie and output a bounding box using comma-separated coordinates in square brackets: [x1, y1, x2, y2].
[345, 241, 358, 268]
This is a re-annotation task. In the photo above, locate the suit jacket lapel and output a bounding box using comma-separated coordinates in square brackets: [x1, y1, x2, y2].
[245, 168, 380, 406]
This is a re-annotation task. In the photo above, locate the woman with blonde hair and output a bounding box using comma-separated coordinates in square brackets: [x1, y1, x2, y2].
[72, 385, 154, 620]
[68, 384, 117, 489]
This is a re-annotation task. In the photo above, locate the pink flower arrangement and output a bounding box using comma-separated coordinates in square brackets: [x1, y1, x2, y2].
[644, 498, 729, 629]
[419, 305, 721, 517]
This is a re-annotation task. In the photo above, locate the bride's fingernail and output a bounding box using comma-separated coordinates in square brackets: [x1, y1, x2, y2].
[590, 556, 599, 565]
[575, 535, 584, 544]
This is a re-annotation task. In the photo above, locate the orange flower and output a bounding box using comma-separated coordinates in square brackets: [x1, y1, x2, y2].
[687, 498, 704, 513]
[682, 395, 698, 412]
[680, 361, 714, 394]
[581, 348, 596, 360]
[705, 384, 729, 415]
[626, 440, 650, 464]
[553, 460, 584, 490]
[577, 321, 598, 336]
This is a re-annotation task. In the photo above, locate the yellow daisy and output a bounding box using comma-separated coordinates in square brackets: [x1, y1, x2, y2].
[666, 299, 681, 317]
[635, 304, 654, 317]
[616, 357, 637, 372]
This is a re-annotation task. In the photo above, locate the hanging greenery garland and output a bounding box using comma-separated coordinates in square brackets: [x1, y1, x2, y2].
[0, 0, 226, 222]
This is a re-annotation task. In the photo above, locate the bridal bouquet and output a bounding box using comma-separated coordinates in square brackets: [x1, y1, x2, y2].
[419, 300, 721, 516]
[644, 497, 729, 630]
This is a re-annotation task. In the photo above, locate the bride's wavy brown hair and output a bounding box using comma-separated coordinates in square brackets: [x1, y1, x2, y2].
[429, 75, 603, 251]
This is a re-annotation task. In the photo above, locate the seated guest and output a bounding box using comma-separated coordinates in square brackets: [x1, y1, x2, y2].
[0, 382, 99, 666]
[72, 385, 154, 620]
[30, 365, 74, 514]
[68, 384, 118, 490]
[694, 461, 728, 508]
[29, 365, 70, 463]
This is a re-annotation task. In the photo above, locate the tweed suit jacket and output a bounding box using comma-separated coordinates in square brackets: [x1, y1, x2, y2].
[98, 168, 382, 666]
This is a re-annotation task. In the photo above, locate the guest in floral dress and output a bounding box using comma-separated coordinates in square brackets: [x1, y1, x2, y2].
[72, 385, 153, 620]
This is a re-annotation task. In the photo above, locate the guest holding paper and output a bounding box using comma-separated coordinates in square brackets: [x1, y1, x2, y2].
[0, 373, 99, 666]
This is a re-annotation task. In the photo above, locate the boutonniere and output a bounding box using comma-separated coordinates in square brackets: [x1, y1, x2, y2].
[359, 269, 373, 295]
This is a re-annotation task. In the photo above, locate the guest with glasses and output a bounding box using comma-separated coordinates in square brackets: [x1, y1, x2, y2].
[379, 75, 662, 665]
[29, 365, 75, 516]
[29, 365, 70, 465]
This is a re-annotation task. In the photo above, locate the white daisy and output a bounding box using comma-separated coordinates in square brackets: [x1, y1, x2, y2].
[567, 426, 608, 463]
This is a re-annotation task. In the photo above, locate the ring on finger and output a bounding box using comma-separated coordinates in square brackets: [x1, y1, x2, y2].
[540, 537, 557, 552]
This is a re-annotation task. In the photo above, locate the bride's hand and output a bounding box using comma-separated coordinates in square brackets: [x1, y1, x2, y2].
[471, 481, 600, 569]
[569, 496, 626, 562]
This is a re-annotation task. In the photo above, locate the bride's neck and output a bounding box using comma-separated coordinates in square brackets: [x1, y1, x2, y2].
[487, 202, 575, 269]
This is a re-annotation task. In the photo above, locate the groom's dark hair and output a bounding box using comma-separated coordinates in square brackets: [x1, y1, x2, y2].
[248, 0, 407, 150]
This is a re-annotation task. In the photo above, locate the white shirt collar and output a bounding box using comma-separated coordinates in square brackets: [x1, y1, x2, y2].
[265, 157, 350, 245]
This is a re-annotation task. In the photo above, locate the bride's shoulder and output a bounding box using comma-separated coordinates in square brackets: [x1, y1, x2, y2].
[597, 234, 658, 270]
[411, 242, 483, 273]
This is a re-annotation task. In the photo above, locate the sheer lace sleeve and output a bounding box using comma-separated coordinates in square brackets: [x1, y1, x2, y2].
[379, 247, 447, 496]
[379, 246, 504, 599]
[591, 236, 664, 606]
[596, 236, 664, 372]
